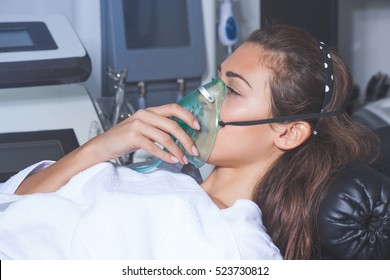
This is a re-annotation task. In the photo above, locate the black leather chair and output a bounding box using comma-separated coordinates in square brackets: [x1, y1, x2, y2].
[316, 126, 390, 259]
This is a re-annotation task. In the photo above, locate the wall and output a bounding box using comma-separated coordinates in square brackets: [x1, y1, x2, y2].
[338, 0, 390, 97]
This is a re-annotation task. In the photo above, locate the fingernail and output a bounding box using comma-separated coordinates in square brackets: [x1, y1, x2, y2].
[194, 120, 201, 130]
[192, 146, 199, 156]
[183, 155, 189, 165]
[171, 156, 179, 163]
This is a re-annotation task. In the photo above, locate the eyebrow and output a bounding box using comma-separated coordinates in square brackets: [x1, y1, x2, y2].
[217, 65, 252, 89]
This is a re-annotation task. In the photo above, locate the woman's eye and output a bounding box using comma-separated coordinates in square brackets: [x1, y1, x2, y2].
[227, 86, 240, 96]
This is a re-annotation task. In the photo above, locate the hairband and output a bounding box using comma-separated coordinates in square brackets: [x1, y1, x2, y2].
[318, 41, 334, 111]
[311, 41, 339, 135]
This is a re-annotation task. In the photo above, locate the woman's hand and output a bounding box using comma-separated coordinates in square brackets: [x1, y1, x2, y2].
[15, 103, 200, 194]
[86, 103, 200, 165]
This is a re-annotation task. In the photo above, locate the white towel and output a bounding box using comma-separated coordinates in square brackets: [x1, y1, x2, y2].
[0, 161, 242, 259]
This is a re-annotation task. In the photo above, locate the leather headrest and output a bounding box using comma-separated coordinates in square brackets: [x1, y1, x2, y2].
[317, 162, 390, 259]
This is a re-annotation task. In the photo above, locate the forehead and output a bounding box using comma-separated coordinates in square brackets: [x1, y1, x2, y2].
[220, 43, 272, 90]
[221, 43, 261, 68]
[222, 42, 284, 73]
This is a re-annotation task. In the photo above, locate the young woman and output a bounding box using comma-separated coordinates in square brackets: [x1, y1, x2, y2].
[0, 25, 378, 259]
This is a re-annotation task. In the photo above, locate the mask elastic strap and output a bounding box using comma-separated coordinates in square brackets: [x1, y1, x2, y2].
[219, 109, 345, 127]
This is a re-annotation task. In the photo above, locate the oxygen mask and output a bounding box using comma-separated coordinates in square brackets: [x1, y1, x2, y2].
[172, 77, 226, 168]
[131, 77, 226, 172]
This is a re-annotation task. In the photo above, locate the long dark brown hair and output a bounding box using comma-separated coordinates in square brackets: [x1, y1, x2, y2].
[248, 25, 379, 259]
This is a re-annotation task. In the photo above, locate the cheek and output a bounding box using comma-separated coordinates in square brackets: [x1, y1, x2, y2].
[220, 99, 247, 122]
[220, 95, 271, 123]
[211, 129, 235, 158]
[208, 125, 274, 166]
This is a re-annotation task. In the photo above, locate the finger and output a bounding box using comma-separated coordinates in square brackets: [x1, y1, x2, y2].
[138, 122, 189, 164]
[154, 118, 195, 157]
[132, 108, 199, 157]
[139, 140, 182, 164]
[86, 112, 188, 164]
[119, 117, 186, 164]
[147, 104, 201, 131]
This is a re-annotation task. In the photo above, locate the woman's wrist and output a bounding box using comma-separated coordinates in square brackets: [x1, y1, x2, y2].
[78, 135, 118, 165]
[14, 142, 104, 195]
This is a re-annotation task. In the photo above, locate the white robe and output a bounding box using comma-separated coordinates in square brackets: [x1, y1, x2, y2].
[0, 161, 282, 260]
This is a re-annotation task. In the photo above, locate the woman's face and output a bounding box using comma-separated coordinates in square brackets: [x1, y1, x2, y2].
[208, 43, 278, 168]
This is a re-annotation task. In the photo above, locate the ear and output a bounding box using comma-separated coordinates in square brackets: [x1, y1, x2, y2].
[273, 121, 312, 151]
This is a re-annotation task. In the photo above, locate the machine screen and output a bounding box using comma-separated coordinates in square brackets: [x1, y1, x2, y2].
[0, 21, 57, 53]
[0, 140, 64, 171]
[102, 0, 205, 87]
[0, 129, 79, 182]
[123, 0, 190, 49]
[0, 29, 34, 48]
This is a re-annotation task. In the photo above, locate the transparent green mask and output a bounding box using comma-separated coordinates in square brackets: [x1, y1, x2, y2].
[131, 77, 226, 172]
[172, 77, 227, 168]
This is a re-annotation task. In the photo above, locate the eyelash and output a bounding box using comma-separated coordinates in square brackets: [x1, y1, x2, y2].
[227, 86, 240, 96]
[213, 76, 241, 96]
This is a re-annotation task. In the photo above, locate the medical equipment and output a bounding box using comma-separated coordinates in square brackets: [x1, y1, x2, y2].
[352, 97, 390, 129]
[106, 66, 130, 126]
[176, 78, 185, 102]
[365, 72, 390, 103]
[137, 81, 146, 110]
[101, 0, 206, 108]
[218, 0, 238, 56]
[0, 14, 102, 183]
[0, 16, 90, 88]
[95, 67, 136, 132]
[172, 77, 226, 167]
[131, 77, 226, 172]
[351, 72, 390, 129]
